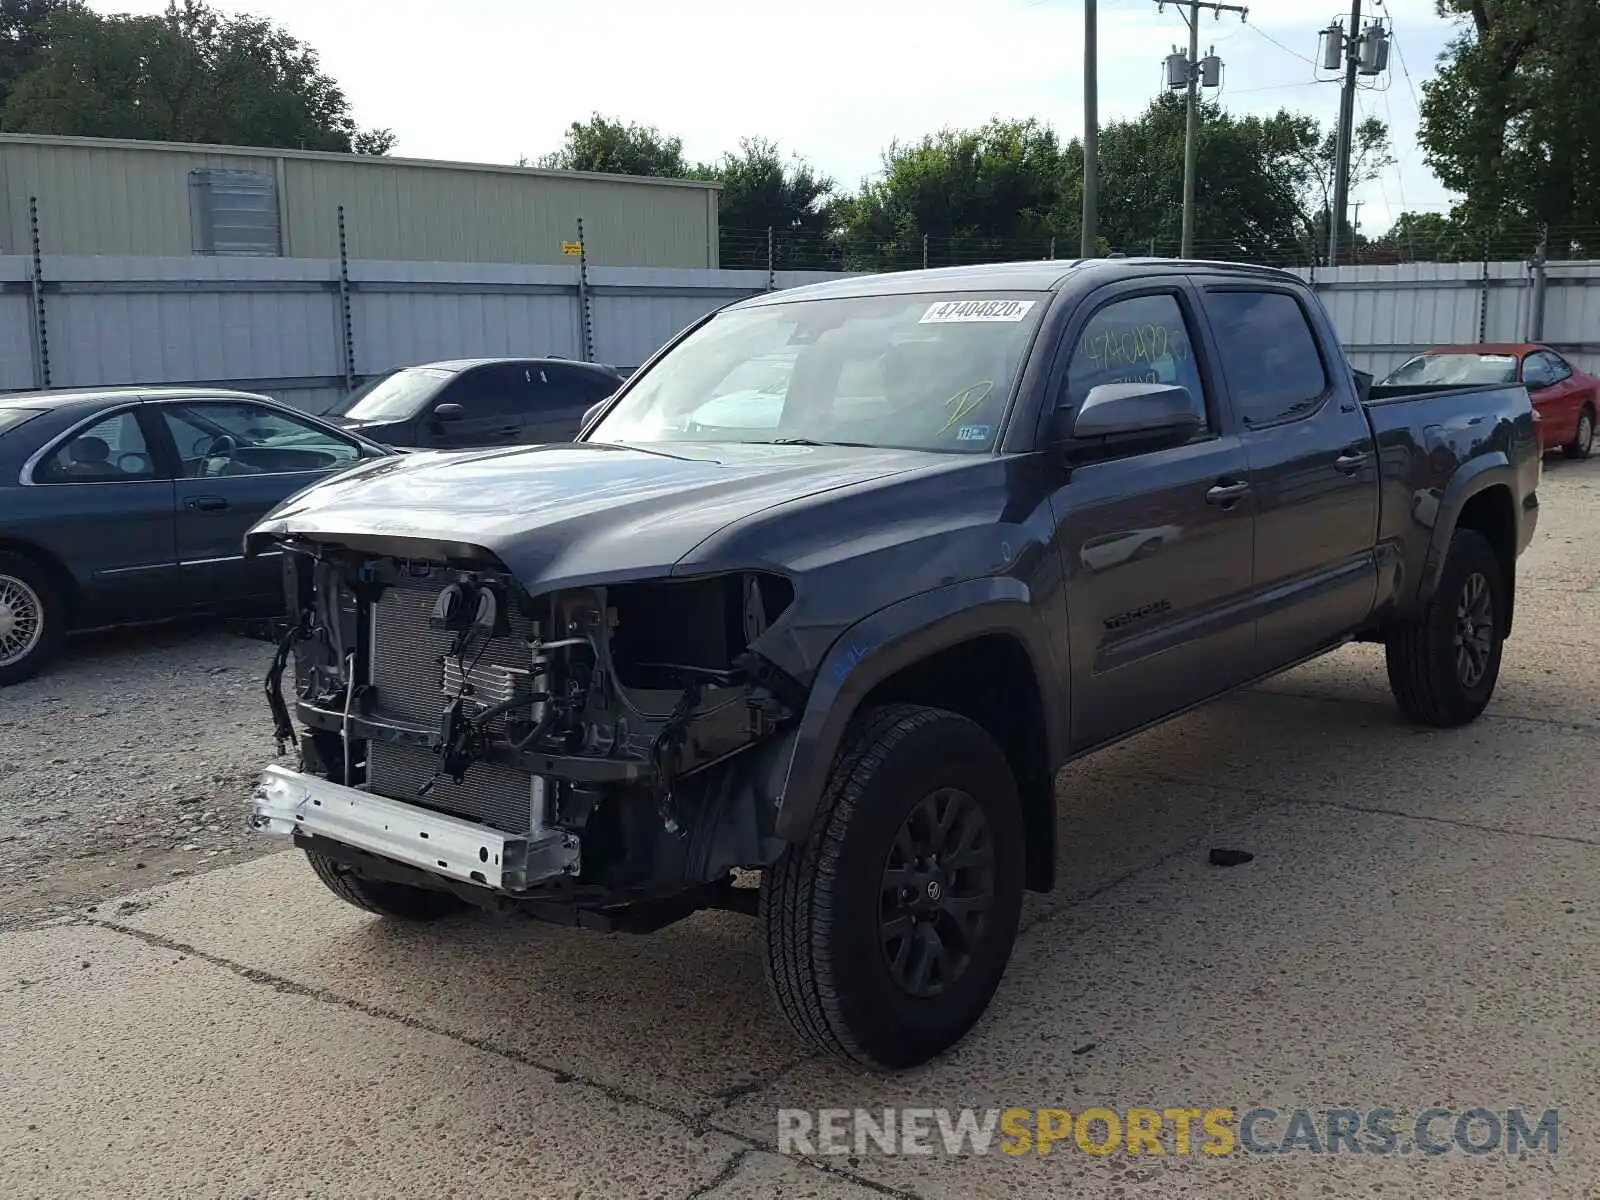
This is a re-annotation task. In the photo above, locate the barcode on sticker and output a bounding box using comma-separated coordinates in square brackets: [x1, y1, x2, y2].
[920, 299, 1036, 324]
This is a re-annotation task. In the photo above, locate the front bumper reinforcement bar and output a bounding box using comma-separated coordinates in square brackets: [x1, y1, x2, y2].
[250, 764, 578, 892]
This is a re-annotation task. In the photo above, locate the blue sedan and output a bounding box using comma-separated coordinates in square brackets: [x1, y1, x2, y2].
[0, 387, 392, 684]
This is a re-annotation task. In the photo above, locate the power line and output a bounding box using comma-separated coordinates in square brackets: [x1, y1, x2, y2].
[1373, 0, 1424, 115]
[1242, 20, 1319, 68]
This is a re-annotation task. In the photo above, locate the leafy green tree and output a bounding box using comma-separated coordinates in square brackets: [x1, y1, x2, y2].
[839, 118, 1069, 267]
[697, 137, 836, 267]
[534, 118, 836, 268]
[1420, 0, 1600, 230]
[1095, 95, 1391, 264]
[1, 0, 391, 153]
[1363, 211, 1478, 264]
[0, 0, 76, 114]
[534, 114, 688, 177]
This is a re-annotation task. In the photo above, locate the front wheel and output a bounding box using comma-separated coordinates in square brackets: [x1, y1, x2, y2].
[1385, 528, 1506, 727]
[1564, 406, 1594, 460]
[760, 704, 1025, 1069]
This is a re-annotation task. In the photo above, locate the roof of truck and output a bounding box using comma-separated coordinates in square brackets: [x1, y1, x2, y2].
[735, 257, 1304, 306]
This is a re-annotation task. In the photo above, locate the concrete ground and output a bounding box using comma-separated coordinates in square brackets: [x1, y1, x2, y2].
[4, 456, 1597, 1199]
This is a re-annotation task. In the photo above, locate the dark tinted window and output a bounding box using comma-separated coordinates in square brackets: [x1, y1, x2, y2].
[1527, 350, 1571, 386]
[1205, 290, 1329, 426]
[1522, 353, 1556, 388]
[35, 411, 159, 482]
[1064, 293, 1208, 430]
[543, 365, 619, 407]
[443, 364, 533, 417]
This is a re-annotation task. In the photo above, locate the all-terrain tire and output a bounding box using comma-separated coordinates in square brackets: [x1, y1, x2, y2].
[1563, 405, 1594, 460]
[304, 849, 468, 921]
[0, 550, 66, 687]
[1385, 528, 1507, 728]
[760, 703, 1025, 1069]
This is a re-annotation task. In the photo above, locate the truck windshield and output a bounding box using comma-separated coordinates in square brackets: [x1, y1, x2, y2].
[1382, 353, 1518, 387]
[586, 292, 1047, 453]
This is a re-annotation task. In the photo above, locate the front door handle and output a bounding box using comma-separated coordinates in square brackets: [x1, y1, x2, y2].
[185, 495, 229, 512]
[1334, 448, 1369, 474]
[1205, 479, 1251, 508]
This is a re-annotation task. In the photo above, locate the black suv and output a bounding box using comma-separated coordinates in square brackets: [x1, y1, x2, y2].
[329, 358, 624, 450]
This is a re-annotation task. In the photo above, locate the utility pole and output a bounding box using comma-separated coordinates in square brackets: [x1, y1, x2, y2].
[1180, 4, 1200, 258]
[1327, 0, 1361, 267]
[1323, 5, 1388, 266]
[1081, 0, 1099, 259]
[1156, 2, 1248, 259]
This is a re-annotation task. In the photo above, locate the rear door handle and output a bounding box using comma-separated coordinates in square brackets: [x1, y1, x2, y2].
[1205, 479, 1251, 507]
[1334, 448, 1369, 474]
[185, 495, 229, 512]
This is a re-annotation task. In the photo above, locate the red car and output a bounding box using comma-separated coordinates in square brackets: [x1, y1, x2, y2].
[1381, 342, 1595, 459]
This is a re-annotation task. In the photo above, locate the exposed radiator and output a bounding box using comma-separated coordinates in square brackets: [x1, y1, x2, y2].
[365, 580, 540, 835]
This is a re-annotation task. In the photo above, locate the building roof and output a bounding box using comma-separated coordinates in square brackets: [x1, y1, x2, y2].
[0, 131, 722, 193]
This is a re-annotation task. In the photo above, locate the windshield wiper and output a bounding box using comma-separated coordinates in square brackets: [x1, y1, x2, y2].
[759, 437, 879, 448]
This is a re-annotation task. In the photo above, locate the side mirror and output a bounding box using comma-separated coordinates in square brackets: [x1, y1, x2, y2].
[1055, 382, 1202, 455]
[581, 396, 612, 431]
[432, 402, 465, 422]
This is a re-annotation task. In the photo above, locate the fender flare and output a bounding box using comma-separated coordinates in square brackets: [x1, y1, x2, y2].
[1414, 453, 1517, 610]
[772, 577, 1069, 865]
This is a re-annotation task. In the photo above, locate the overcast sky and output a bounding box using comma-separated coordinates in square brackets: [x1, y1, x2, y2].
[95, 0, 1464, 234]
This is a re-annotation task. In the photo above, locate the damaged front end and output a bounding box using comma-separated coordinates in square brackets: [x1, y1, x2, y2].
[252, 539, 808, 928]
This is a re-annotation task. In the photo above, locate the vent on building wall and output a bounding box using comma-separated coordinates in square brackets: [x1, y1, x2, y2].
[188, 169, 280, 256]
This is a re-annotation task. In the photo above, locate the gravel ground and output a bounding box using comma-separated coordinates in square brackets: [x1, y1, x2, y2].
[0, 620, 278, 926]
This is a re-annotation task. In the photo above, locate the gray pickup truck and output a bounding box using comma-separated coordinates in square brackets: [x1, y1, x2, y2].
[246, 258, 1540, 1070]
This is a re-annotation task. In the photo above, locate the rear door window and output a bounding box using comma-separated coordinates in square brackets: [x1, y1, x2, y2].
[1202, 290, 1330, 427]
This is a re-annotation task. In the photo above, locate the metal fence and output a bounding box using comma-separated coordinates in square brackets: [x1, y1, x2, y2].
[8, 216, 1599, 413]
[1290, 260, 1600, 377]
[2, 248, 839, 414]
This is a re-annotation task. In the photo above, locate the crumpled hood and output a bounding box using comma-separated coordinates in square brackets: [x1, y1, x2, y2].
[247, 440, 940, 591]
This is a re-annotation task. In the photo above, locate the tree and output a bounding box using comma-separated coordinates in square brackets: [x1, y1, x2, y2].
[696, 137, 836, 267]
[839, 118, 1070, 267]
[0, 0, 76, 114]
[533, 118, 836, 268]
[534, 114, 688, 177]
[1419, 0, 1600, 232]
[1094, 95, 1304, 261]
[1363, 211, 1477, 264]
[1, 0, 391, 154]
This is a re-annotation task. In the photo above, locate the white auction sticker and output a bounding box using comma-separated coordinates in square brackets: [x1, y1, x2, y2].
[919, 299, 1037, 324]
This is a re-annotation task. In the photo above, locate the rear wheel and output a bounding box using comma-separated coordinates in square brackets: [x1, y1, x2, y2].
[304, 849, 468, 921]
[1564, 405, 1594, 460]
[760, 704, 1025, 1069]
[1385, 529, 1506, 727]
[0, 552, 65, 687]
